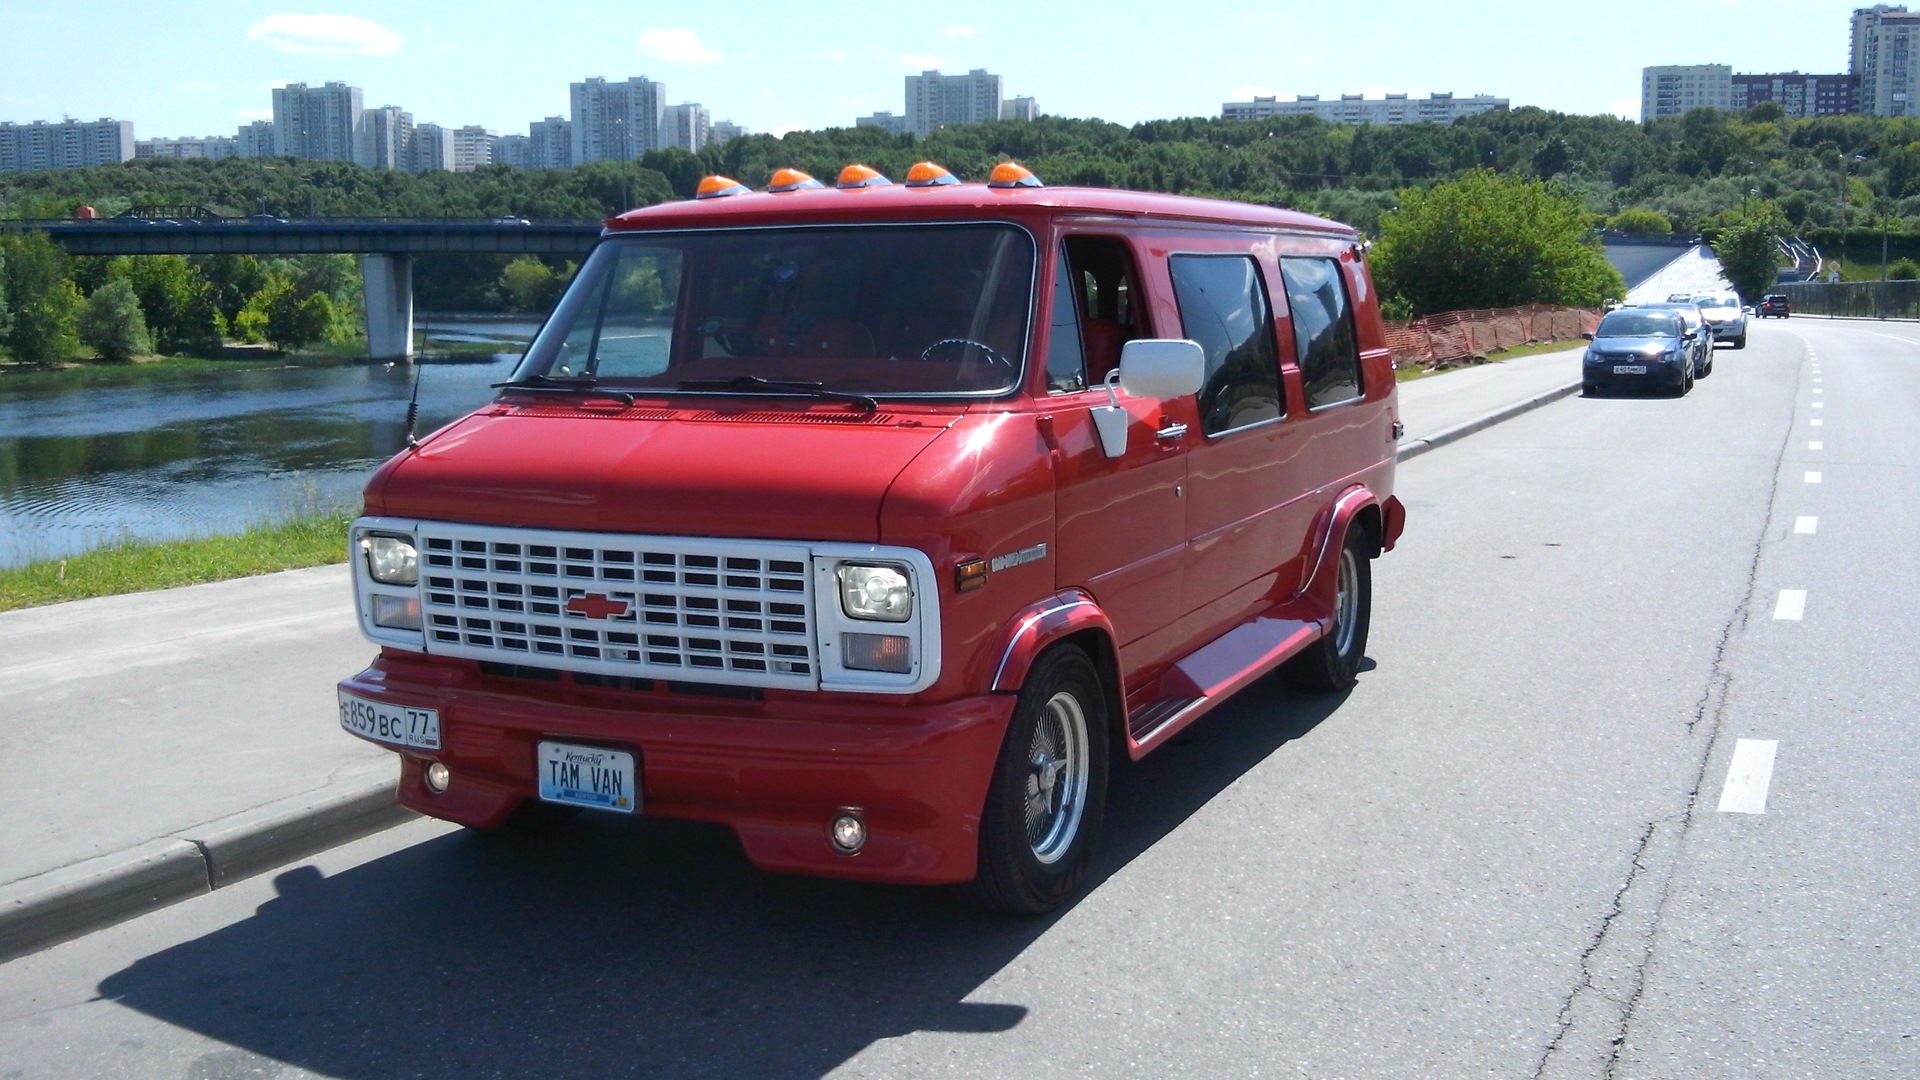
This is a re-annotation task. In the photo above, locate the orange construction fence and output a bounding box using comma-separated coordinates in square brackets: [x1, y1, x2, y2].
[1384, 304, 1602, 370]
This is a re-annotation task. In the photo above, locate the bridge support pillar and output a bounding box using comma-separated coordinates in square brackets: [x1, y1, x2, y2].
[360, 254, 414, 362]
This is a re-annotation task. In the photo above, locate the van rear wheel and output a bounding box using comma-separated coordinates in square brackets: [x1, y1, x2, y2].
[964, 645, 1109, 915]
[1284, 527, 1372, 693]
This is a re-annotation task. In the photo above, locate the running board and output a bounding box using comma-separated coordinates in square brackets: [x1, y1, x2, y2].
[1124, 613, 1322, 755]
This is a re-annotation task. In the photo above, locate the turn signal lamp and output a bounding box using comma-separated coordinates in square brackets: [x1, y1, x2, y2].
[904, 161, 960, 187]
[987, 162, 1043, 189]
[767, 167, 823, 193]
[837, 163, 892, 189]
[695, 175, 751, 199]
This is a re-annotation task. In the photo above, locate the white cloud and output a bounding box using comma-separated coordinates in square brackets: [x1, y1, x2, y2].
[248, 14, 401, 55]
[638, 28, 719, 63]
[1610, 97, 1641, 120]
[1231, 86, 1275, 100]
[940, 24, 979, 38]
[236, 107, 274, 120]
[901, 53, 946, 70]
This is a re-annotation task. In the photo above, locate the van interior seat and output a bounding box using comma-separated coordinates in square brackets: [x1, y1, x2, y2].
[1082, 317, 1125, 382]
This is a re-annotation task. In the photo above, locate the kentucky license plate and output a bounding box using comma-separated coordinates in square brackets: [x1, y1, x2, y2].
[338, 690, 440, 750]
[1612, 364, 1647, 375]
[537, 741, 638, 813]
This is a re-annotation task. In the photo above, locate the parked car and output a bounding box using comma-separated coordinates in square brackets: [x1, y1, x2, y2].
[1690, 291, 1748, 349]
[1758, 294, 1791, 318]
[334, 163, 1406, 913]
[1641, 301, 1715, 377]
[1582, 308, 1694, 396]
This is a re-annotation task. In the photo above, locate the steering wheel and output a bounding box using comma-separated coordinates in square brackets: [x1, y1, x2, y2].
[919, 338, 1012, 367]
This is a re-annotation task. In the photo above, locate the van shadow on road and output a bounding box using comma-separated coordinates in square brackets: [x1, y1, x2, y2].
[97, 675, 1353, 1078]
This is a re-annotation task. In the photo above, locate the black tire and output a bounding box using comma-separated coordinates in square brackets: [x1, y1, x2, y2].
[965, 645, 1110, 915]
[1733, 333, 1747, 349]
[1284, 527, 1373, 693]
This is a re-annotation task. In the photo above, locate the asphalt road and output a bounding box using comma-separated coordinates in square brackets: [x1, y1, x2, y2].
[0, 319, 1913, 1079]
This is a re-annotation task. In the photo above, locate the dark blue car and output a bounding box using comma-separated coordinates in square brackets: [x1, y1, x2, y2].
[1581, 309, 1694, 397]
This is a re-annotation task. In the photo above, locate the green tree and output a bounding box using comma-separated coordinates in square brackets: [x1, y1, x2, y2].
[234, 276, 290, 344]
[1715, 212, 1786, 302]
[116, 255, 222, 354]
[1371, 170, 1625, 316]
[0, 231, 82, 363]
[0, 243, 10, 347]
[78, 277, 152, 362]
[498, 255, 573, 312]
[267, 289, 334, 351]
[1607, 208, 1672, 234]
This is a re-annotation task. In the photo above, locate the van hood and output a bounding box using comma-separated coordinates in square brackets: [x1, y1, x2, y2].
[365, 402, 959, 543]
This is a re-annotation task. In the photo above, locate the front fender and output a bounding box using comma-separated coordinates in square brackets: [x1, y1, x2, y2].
[986, 589, 1116, 693]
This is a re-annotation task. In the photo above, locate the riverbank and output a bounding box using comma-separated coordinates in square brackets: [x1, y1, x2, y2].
[0, 335, 505, 386]
[0, 511, 353, 612]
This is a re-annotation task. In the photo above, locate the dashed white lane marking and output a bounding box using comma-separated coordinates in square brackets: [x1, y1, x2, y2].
[1813, 402, 1824, 408]
[1813, 388, 1824, 394]
[1718, 739, 1780, 815]
[1795, 516, 1818, 534]
[1811, 418, 1824, 427]
[1810, 441, 1824, 450]
[1805, 472, 1822, 483]
[1774, 590, 1807, 620]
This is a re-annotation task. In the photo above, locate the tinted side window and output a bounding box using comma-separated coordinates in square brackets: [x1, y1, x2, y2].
[1281, 257, 1362, 409]
[1169, 254, 1281, 436]
[1045, 249, 1087, 393]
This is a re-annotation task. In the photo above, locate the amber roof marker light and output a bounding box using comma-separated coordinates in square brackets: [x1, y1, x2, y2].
[836, 164, 892, 189]
[767, 168, 824, 193]
[695, 175, 751, 199]
[904, 161, 961, 188]
[987, 162, 1044, 189]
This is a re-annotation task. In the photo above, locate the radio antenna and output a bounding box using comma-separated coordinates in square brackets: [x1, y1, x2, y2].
[403, 365, 423, 448]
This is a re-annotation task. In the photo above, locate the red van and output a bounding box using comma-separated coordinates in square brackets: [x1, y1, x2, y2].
[337, 163, 1405, 912]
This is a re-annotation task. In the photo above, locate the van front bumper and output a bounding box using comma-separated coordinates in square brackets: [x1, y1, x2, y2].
[339, 651, 1014, 885]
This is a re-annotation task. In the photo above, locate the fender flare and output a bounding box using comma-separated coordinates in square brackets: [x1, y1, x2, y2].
[987, 589, 1117, 693]
[1299, 485, 1384, 616]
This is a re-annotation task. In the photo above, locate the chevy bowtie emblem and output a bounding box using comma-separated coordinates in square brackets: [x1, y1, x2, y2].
[566, 592, 630, 620]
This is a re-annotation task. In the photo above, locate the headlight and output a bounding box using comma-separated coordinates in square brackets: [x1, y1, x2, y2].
[363, 534, 419, 585]
[837, 563, 913, 622]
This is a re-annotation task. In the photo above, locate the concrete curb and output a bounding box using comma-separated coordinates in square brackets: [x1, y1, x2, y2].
[1396, 381, 1582, 463]
[0, 766, 411, 963]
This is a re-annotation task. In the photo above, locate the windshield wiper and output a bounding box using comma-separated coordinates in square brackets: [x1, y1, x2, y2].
[677, 375, 877, 413]
[491, 374, 635, 407]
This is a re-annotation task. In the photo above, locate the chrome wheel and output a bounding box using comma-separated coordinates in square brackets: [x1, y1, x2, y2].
[1331, 544, 1361, 658]
[1024, 690, 1090, 864]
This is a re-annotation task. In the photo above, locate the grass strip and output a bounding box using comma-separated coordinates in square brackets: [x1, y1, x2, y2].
[0, 513, 354, 613]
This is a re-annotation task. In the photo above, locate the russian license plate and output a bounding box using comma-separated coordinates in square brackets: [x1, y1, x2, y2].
[537, 741, 638, 813]
[338, 690, 440, 750]
[1612, 364, 1647, 375]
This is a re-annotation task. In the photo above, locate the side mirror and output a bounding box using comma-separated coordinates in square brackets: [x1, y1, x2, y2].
[1117, 339, 1205, 400]
[1581, 331, 1594, 340]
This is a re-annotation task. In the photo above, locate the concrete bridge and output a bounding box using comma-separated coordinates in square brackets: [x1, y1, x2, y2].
[2, 216, 604, 360]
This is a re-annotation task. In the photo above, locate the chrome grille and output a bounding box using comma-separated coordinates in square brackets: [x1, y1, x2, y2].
[415, 524, 816, 689]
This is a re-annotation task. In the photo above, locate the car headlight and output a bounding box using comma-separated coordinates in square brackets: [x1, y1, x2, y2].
[837, 563, 913, 622]
[362, 534, 419, 585]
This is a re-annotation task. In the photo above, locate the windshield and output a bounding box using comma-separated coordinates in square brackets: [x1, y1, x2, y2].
[1597, 312, 1682, 337]
[1693, 295, 1738, 309]
[512, 224, 1035, 397]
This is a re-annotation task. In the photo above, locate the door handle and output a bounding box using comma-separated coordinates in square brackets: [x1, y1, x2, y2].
[1155, 422, 1188, 442]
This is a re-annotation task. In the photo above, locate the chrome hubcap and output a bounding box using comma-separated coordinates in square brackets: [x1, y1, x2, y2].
[1332, 546, 1360, 657]
[1024, 691, 1089, 864]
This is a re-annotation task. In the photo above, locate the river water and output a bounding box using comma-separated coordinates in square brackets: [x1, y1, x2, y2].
[0, 318, 540, 569]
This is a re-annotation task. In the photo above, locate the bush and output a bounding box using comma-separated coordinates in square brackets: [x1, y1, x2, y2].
[78, 278, 151, 361]
[1608, 208, 1672, 234]
[1889, 256, 1920, 280]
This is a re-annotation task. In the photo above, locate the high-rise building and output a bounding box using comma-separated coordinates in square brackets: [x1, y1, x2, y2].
[135, 136, 238, 160]
[905, 69, 1003, 137]
[661, 102, 711, 152]
[1000, 96, 1041, 121]
[570, 75, 666, 163]
[411, 123, 454, 172]
[528, 116, 572, 169]
[855, 111, 910, 136]
[1640, 65, 1734, 120]
[1222, 92, 1508, 125]
[1731, 72, 1856, 116]
[709, 119, 748, 146]
[492, 133, 531, 168]
[1852, 5, 1920, 115]
[236, 120, 276, 158]
[271, 81, 364, 161]
[0, 118, 134, 173]
[363, 106, 412, 170]
[451, 125, 493, 172]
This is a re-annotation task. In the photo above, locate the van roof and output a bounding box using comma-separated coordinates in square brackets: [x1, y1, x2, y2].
[604, 183, 1358, 238]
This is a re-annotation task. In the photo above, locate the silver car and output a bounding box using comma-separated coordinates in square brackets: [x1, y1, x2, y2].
[1691, 292, 1748, 350]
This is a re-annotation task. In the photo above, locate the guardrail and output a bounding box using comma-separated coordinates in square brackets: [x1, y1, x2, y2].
[1775, 279, 1920, 320]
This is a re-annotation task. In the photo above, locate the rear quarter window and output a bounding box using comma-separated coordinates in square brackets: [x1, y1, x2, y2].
[1280, 257, 1363, 410]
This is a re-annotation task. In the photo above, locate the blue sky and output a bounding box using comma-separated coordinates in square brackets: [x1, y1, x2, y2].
[0, 1, 1878, 139]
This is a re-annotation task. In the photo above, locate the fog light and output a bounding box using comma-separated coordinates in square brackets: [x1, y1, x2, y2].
[829, 808, 866, 855]
[842, 632, 912, 674]
[371, 594, 422, 631]
[424, 761, 451, 794]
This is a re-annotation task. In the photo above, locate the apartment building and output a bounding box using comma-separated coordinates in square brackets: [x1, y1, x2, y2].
[0, 118, 134, 173]
[1223, 92, 1508, 125]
